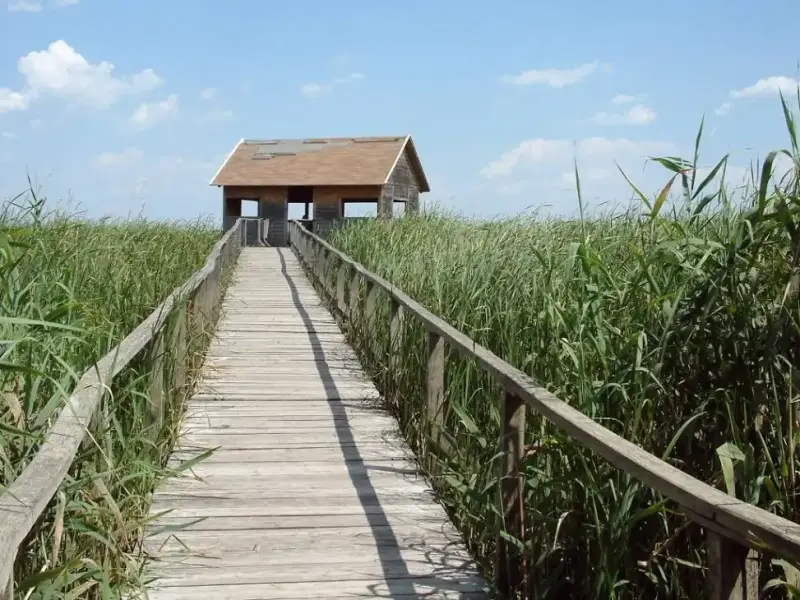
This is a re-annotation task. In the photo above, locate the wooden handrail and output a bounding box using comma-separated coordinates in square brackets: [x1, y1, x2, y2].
[288, 220, 793, 599]
[0, 218, 246, 596]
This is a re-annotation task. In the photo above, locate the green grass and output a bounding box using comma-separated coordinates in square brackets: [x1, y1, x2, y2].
[1, 193, 221, 598]
[329, 98, 800, 597]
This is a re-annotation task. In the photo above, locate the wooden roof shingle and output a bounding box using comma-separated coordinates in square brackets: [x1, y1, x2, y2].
[210, 135, 430, 192]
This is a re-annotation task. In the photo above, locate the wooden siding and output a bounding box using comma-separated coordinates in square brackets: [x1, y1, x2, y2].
[313, 186, 381, 236]
[259, 188, 288, 246]
[381, 148, 420, 216]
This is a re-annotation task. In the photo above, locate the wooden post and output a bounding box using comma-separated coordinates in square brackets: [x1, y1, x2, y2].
[349, 272, 360, 320]
[364, 281, 379, 360]
[389, 298, 403, 395]
[336, 263, 347, 313]
[426, 331, 445, 453]
[706, 532, 759, 600]
[148, 330, 165, 438]
[424, 331, 444, 472]
[171, 305, 188, 397]
[495, 389, 526, 598]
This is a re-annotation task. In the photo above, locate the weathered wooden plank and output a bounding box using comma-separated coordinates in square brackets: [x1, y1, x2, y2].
[148, 562, 484, 589]
[146, 580, 486, 600]
[145, 246, 487, 598]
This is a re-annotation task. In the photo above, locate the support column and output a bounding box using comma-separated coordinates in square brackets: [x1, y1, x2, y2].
[222, 194, 241, 231]
[378, 186, 393, 219]
[407, 189, 420, 215]
[313, 188, 342, 236]
[259, 188, 288, 246]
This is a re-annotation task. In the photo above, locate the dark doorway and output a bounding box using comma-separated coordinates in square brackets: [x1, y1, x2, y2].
[288, 186, 314, 219]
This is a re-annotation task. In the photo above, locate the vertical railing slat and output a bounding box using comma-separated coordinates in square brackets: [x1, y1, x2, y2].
[496, 389, 526, 597]
[706, 531, 759, 600]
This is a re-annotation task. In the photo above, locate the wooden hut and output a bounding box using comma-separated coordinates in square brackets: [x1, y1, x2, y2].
[211, 135, 430, 246]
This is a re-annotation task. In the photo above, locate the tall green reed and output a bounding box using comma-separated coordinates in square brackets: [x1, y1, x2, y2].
[329, 95, 800, 597]
[1, 191, 220, 598]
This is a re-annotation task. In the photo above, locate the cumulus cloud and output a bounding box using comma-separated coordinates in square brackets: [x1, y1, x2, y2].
[500, 61, 606, 87]
[0, 88, 29, 112]
[301, 72, 364, 98]
[481, 137, 675, 179]
[730, 76, 799, 99]
[0, 40, 161, 113]
[129, 94, 178, 128]
[200, 87, 216, 100]
[8, 1, 41, 11]
[591, 104, 657, 126]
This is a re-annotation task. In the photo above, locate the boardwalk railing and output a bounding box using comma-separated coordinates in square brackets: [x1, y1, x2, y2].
[288, 219, 800, 600]
[0, 218, 246, 599]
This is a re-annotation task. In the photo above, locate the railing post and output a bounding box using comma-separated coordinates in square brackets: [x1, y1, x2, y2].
[171, 304, 188, 396]
[349, 271, 360, 319]
[496, 389, 526, 598]
[336, 263, 347, 313]
[426, 331, 445, 454]
[389, 298, 403, 392]
[706, 532, 759, 600]
[148, 329, 165, 439]
[364, 281, 379, 360]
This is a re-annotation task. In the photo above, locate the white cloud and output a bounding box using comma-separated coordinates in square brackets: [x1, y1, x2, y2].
[8, 1, 42, 11]
[0, 88, 29, 112]
[2, 40, 161, 112]
[500, 61, 605, 87]
[2, 132, 16, 138]
[200, 87, 216, 100]
[612, 94, 636, 105]
[481, 139, 571, 178]
[301, 72, 365, 98]
[714, 102, 733, 116]
[591, 104, 657, 126]
[29, 118, 44, 130]
[482, 137, 675, 179]
[129, 94, 178, 128]
[730, 76, 800, 99]
[91, 147, 143, 168]
[53, 0, 78, 6]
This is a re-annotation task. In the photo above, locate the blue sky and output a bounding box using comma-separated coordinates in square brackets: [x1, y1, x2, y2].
[0, 0, 799, 222]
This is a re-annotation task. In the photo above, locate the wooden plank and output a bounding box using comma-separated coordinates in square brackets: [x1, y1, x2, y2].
[146, 579, 486, 600]
[148, 562, 484, 589]
[145, 247, 487, 598]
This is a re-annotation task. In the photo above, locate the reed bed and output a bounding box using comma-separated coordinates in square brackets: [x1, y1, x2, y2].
[330, 100, 800, 597]
[1, 194, 220, 598]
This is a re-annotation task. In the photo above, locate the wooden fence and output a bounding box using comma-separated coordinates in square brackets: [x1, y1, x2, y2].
[0, 218, 245, 599]
[288, 219, 800, 600]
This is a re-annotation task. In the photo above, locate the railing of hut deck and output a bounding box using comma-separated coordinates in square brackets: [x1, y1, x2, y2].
[288, 219, 800, 600]
[0, 218, 246, 599]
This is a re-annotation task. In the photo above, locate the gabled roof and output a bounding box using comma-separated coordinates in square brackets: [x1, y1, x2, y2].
[209, 135, 430, 192]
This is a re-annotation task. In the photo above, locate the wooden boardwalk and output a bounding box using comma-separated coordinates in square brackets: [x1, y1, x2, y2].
[144, 248, 488, 599]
